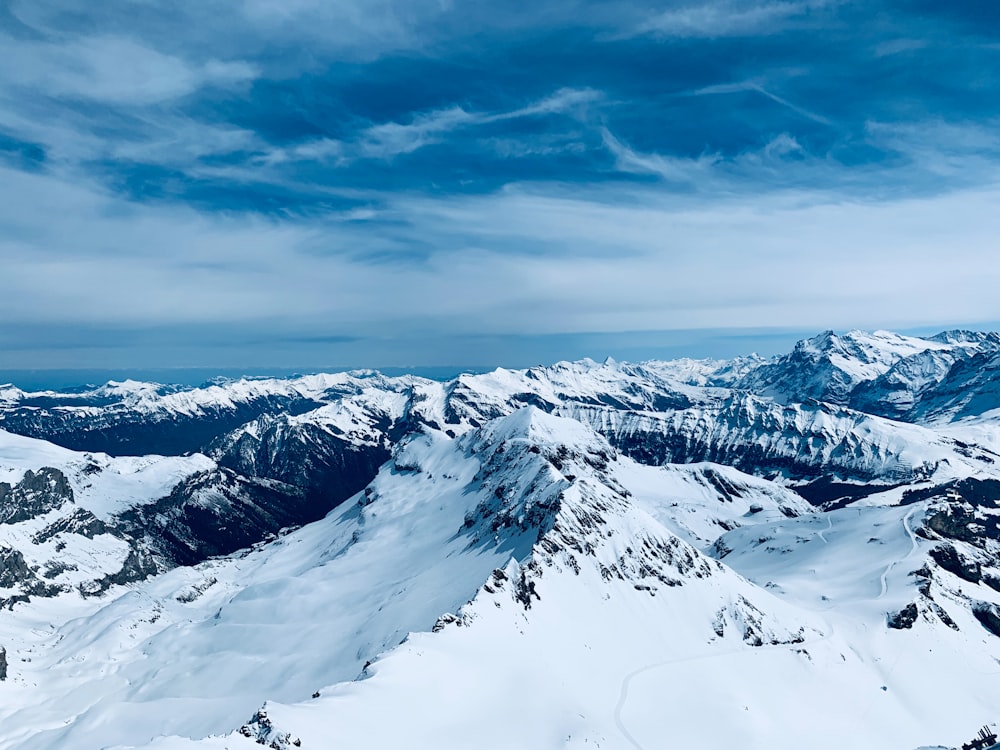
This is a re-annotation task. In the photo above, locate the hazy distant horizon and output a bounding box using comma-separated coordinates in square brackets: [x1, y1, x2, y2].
[4, 323, 997, 391]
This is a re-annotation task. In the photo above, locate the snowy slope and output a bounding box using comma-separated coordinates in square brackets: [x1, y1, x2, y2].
[0, 371, 423, 456]
[0, 429, 216, 607]
[0, 410, 822, 750]
[101, 411, 1000, 750]
[0, 429, 214, 519]
[734, 329, 1000, 426]
[561, 393, 1000, 486]
[3, 330, 1000, 750]
[734, 329, 956, 405]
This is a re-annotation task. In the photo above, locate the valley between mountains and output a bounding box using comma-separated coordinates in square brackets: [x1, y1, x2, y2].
[2, 329, 1000, 750]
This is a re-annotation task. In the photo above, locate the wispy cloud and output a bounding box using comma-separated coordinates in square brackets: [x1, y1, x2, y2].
[601, 129, 719, 183]
[263, 87, 602, 165]
[0, 26, 261, 176]
[692, 78, 833, 125]
[2, 35, 257, 105]
[634, 0, 830, 39]
[4, 160, 999, 356]
[2, 0, 1000, 369]
[872, 38, 929, 58]
[357, 107, 478, 159]
[865, 119, 1000, 182]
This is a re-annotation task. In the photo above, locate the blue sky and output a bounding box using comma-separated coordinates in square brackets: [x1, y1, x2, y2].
[2, 0, 999, 376]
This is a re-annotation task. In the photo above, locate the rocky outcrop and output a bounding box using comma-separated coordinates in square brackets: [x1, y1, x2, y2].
[0, 545, 63, 608]
[887, 602, 920, 629]
[0, 393, 327, 456]
[238, 707, 302, 749]
[973, 602, 1000, 638]
[561, 395, 962, 485]
[211, 412, 392, 516]
[79, 548, 160, 598]
[114, 469, 315, 566]
[0, 546, 33, 588]
[0, 467, 74, 524]
[929, 544, 982, 584]
[32, 507, 107, 544]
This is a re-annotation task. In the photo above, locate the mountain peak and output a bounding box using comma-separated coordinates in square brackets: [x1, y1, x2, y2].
[5, 330, 1000, 749]
[470, 405, 608, 456]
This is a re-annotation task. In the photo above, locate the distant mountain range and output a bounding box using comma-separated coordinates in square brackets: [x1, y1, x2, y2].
[2, 329, 999, 750]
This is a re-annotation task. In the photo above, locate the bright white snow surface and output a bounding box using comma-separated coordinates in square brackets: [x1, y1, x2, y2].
[1, 410, 998, 750]
[0, 429, 215, 518]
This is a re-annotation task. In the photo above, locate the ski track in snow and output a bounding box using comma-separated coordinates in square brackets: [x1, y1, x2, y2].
[612, 650, 744, 750]
[816, 513, 833, 544]
[878, 508, 919, 599]
[613, 625, 834, 750]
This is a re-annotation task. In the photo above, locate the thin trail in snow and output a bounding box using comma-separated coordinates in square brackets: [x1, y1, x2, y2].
[878, 508, 918, 599]
[613, 625, 835, 750]
[614, 662, 661, 750]
[858, 507, 923, 729]
[816, 513, 833, 544]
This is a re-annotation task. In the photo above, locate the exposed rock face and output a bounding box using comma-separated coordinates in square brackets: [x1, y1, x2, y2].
[560, 395, 967, 485]
[238, 707, 302, 749]
[211, 412, 392, 517]
[849, 347, 977, 419]
[973, 602, 1000, 637]
[114, 469, 314, 566]
[32, 507, 107, 544]
[910, 349, 1000, 422]
[79, 549, 160, 598]
[929, 543, 983, 584]
[0, 546, 33, 588]
[887, 602, 919, 629]
[0, 393, 326, 456]
[0, 467, 74, 524]
[0, 545, 63, 608]
[0, 645, 7, 681]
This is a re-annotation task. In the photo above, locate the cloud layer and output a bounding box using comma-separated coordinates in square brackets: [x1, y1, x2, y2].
[2, 0, 999, 371]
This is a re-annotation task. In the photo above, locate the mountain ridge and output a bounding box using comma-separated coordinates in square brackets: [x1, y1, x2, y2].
[3, 329, 1000, 749]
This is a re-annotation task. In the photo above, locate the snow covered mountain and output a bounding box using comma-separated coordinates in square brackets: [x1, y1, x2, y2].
[0, 372, 413, 456]
[733, 329, 1000, 424]
[2, 329, 1000, 750]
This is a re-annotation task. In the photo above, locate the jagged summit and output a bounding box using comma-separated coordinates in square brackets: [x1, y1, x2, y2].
[471, 404, 606, 453]
[927, 330, 1000, 347]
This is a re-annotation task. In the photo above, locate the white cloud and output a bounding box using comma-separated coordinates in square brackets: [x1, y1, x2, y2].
[233, 0, 455, 61]
[358, 107, 477, 159]
[380, 184, 1000, 334]
[3, 155, 999, 349]
[601, 129, 719, 183]
[873, 38, 929, 58]
[865, 119, 1000, 180]
[356, 88, 601, 160]
[109, 121, 262, 165]
[264, 88, 602, 165]
[692, 79, 833, 125]
[635, 1, 828, 39]
[1, 34, 257, 105]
